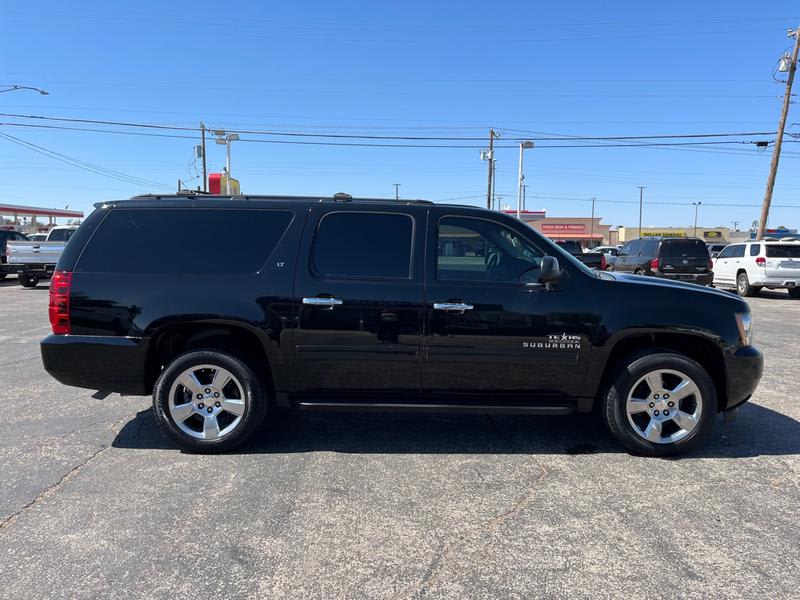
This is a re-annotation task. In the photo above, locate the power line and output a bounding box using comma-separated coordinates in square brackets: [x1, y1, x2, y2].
[0, 132, 172, 189]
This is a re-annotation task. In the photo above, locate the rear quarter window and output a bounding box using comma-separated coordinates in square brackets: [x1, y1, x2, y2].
[76, 208, 293, 274]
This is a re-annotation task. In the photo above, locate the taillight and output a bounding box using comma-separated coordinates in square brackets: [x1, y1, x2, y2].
[708, 258, 714, 270]
[600, 254, 607, 270]
[48, 271, 72, 335]
[755, 256, 766, 267]
[650, 258, 659, 270]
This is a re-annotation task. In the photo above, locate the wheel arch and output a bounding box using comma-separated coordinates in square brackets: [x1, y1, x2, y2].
[597, 330, 728, 412]
[144, 319, 279, 399]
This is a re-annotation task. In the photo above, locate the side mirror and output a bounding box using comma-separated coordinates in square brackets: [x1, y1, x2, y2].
[539, 255, 563, 284]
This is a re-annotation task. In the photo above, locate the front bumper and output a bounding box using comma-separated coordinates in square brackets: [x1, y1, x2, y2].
[723, 345, 763, 410]
[41, 334, 149, 395]
[652, 271, 714, 286]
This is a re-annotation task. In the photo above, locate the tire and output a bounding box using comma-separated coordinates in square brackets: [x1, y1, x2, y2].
[18, 273, 40, 288]
[634, 269, 643, 276]
[789, 288, 800, 299]
[603, 352, 718, 456]
[736, 272, 758, 297]
[0, 273, 6, 280]
[153, 349, 268, 453]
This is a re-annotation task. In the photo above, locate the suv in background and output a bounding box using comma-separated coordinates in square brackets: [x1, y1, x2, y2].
[713, 240, 800, 297]
[613, 237, 713, 286]
[553, 240, 606, 270]
[707, 243, 727, 259]
[40, 194, 762, 456]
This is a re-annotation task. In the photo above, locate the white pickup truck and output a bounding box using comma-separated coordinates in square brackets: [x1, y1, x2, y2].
[713, 240, 800, 297]
[5, 226, 79, 287]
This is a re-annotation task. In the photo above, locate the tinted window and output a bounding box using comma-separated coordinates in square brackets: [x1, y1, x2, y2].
[437, 216, 544, 283]
[765, 244, 800, 258]
[77, 208, 293, 274]
[640, 239, 659, 257]
[627, 239, 643, 255]
[313, 212, 413, 279]
[729, 245, 745, 258]
[749, 244, 761, 256]
[660, 239, 709, 258]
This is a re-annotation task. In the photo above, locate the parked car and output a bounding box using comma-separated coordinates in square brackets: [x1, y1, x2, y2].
[588, 245, 620, 269]
[0, 230, 29, 279]
[707, 243, 727, 259]
[554, 239, 606, 270]
[612, 237, 713, 286]
[713, 240, 800, 297]
[5, 225, 79, 287]
[27, 233, 48, 242]
[41, 194, 762, 456]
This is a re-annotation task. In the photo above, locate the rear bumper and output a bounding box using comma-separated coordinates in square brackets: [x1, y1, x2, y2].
[652, 271, 714, 286]
[749, 277, 800, 289]
[723, 345, 763, 410]
[41, 334, 149, 395]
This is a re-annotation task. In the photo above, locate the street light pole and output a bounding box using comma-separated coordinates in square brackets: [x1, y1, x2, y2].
[393, 183, 400, 200]
[0, 85, 49, 95]
[693, 202, 702, 237]
[516, 141, 534, 219]
[590, 197, 596, 246]
[637, 186, 646, 238]
[215, 131, 239, 194]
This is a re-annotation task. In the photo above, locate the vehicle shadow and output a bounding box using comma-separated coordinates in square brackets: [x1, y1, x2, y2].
[112, 401, 800, 459]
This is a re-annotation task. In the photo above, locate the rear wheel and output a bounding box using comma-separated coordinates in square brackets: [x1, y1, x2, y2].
[789, 288, 800, 299]
[603, 352, 717, 456]
[18, 273, 40, 287]
[153, 349, 267, 453]
[736, 272, 758, 297]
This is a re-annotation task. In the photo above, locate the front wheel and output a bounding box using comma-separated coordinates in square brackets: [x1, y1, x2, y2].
[18, 273, 40, 287]
[603, 353, 717, 456]
[153, 349, 268, 453]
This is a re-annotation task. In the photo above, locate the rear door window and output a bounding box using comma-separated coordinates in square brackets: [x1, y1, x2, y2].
[76, 208, 293, 274]
[640, 240, 659, 257]
[765, 244, 800, 258]
[312, 212, 413, 279]
[729, 245, 745, 258]
[627, 239, 643, 255]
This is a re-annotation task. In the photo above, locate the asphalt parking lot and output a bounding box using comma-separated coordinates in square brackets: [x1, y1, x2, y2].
[0, 277, 798, 600]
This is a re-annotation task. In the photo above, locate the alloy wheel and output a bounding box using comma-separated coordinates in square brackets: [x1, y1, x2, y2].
[168, 364, 247, 441]
[626, 368, 703, 444]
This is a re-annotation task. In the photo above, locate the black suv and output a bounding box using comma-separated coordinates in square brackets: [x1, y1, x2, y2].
[41, 195, 762, 456]
[613, 237, 713, 286]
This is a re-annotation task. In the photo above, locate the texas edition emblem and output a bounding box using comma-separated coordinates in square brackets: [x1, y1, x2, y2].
[522, 333, 581, 350]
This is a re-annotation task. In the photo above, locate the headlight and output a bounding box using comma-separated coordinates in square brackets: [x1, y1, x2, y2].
[735, 312, 753, 346]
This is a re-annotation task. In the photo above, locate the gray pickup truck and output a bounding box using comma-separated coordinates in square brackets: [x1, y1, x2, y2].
[5, 226, 78, 287]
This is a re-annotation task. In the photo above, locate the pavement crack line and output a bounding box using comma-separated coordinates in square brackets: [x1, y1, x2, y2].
[398, 460, 549, 599]
[0, 444, 111, 531]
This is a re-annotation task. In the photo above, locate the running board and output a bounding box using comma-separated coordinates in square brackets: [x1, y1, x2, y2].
[294, 401, 574, 415]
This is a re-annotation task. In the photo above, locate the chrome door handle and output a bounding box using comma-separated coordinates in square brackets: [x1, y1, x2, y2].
[302, 297, 343, 306]
[433, 302, 474, 312]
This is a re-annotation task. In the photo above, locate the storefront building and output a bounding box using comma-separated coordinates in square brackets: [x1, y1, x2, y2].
[528, 217, 611, 249]
[617, 226, 730, 244]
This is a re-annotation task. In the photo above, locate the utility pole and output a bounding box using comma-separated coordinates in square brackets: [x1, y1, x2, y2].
[522, 184, 528, 212]
[517, 141, 534, 219]
[731, 220, 740, 231]
[693, 202, 702, 237]
[590, 197, 596, 246]
[393, 183, 401, 199]
[757, 25, 800, 240]
[637, 186, 646, 238]
[200, 122, 207, 192]
[486, 129, 496, 209]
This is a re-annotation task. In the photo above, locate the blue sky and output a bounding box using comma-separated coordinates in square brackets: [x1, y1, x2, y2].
[1, 1, 799, 229]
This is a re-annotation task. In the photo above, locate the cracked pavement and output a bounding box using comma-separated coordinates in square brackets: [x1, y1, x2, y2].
[0, 277, 798, 599]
